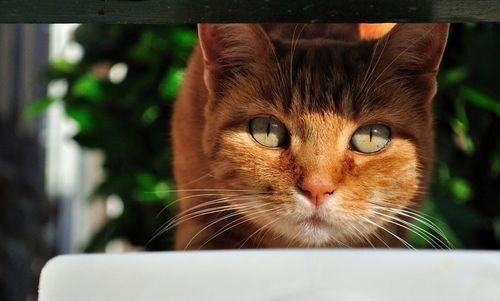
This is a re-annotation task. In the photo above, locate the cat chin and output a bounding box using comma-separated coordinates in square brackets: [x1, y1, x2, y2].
[295, 222, 334, 246]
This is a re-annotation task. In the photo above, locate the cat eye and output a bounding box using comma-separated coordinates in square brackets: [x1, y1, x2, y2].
[249, 116, 289, 148]
[350, 124, 391, 154]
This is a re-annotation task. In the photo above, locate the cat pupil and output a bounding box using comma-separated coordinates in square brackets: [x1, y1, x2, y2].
[249, 116, 288, 148]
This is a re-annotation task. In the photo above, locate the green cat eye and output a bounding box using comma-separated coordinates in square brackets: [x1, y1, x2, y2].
[350, 124, 391, 154]
[249, 116, 289, 148]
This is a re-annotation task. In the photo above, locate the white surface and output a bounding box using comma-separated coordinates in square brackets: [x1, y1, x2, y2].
[39, 250, 500, 301]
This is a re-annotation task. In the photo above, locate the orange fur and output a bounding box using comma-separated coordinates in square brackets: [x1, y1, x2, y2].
[172, 24, 449, 249]
[359, 23, 396, 40]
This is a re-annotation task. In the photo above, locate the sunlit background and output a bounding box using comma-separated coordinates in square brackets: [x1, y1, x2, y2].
[0, 24, 499, 301]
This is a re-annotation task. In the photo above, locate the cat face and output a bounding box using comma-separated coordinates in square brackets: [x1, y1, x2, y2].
[198, 24, 448, 246]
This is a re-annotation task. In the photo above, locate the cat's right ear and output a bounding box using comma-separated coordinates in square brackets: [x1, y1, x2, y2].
[198, 24, 272, 95]
[373, 24, 449, 103]
[376, 23, 449, 76]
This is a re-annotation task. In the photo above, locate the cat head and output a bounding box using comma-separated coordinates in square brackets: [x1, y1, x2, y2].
[197, 24, 448, 246]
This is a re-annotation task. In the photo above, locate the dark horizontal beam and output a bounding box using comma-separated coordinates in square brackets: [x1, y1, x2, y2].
[1, 0, 500, 23]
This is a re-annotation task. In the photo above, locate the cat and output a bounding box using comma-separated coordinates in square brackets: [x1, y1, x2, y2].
[171, 23, 449, 250]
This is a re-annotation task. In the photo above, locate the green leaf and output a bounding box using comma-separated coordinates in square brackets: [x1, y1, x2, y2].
[450, 117, 475, 155]
[134, 172, 159, 202]
[437, 163, 451, 183]
[66, 106, 93, 132]
[160, 66, 185, 100]
[450, 97, 474, 155]
[141, 105, 159, 124]
[494, 217, 500, 243]
[450, 178, 473, 204]
[50, 59, 77, 74]
[492, 154, 500, 176]
[170, 27, 197, 50]
[71, 74, 103, 102]
[133, 173, 175, 203]
[438, 66, 467, 87]
[153, 181, 174, 200]
[23, 97, 57, 119]
[463, 22, 477, 30]
[129, 31, 157, 62]
[136, 172, 157, 188]
[460, 86, 500, 116]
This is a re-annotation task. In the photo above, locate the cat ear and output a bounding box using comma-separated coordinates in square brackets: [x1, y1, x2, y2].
[378, 23, 449, 75]
[198, 24, 272, 95]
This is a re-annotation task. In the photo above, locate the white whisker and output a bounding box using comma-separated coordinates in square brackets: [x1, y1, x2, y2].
[238, 215, 283, 248]
[186, 207, 278, 249]
[372, 210, 449, 249]
[361, 216, 415, 249]
[200, 207, 281, 249]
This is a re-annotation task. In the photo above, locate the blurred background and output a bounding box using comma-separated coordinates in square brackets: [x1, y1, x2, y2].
[0, 23, 498, 301]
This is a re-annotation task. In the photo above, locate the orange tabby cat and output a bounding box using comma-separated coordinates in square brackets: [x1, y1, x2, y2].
[171, 23, 449, 249]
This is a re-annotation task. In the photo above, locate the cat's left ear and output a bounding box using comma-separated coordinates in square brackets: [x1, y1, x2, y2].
[377, 23, 449, 75]
[198, 24, 273, 95]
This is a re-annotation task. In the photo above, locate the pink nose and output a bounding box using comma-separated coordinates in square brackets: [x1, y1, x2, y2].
[298, 177, 335, 206]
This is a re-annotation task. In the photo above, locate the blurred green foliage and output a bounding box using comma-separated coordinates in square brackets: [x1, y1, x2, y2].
[417, 24, 500, 249]
[34, 24, 499, 250]
[39, 25, 197, 251]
